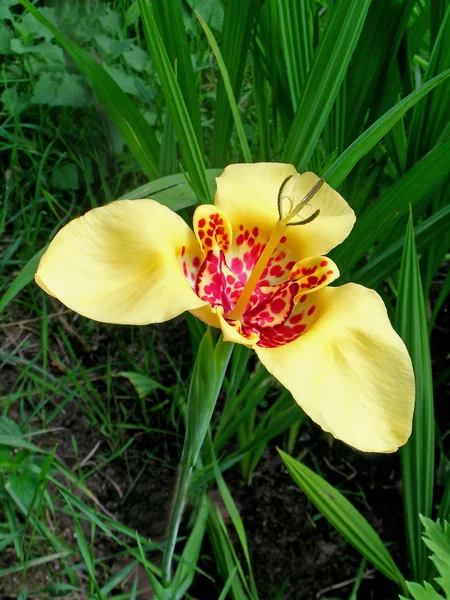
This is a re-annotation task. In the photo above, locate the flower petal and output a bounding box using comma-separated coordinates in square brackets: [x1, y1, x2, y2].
[283, 171, 356, 256]
[214, 163, 355, 257]
[255, 284, 414, 452]
[214, 163, 296, 234]
[36, 200, 206, 325]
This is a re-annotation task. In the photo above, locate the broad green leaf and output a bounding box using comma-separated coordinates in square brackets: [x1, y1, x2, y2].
[138, 0, 210, 202]
[400, 518, 450, 600]
[396, 213, 435, 582]
[17, 0, 160, 180]
[324, 69, 450, 188]
[278, 450, 407, 592]
[282, 0, 371, 170]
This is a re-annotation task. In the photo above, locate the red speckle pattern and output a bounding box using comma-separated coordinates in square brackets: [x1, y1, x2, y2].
[180, 206, 339, 348]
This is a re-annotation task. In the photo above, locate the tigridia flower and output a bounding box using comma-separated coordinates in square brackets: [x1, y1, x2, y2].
[36, 163, 414, 452]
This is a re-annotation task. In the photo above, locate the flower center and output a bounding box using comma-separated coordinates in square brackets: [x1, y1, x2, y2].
[226, 177, 324, 321]
[180, 177, 337, 348]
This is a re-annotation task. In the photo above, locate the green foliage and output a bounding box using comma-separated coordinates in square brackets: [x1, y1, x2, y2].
[396, 213, 435, 582]
[279, 449, 408, 593]
[2, 0, 450, 596]
[400, 518, 450, 600]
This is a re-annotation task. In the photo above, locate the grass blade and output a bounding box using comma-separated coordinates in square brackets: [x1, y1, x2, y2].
[278, 0, 313, 113]
[408, 4, 450, 166]
[354, 203, 450, 288]
[395, 212, 435, 582]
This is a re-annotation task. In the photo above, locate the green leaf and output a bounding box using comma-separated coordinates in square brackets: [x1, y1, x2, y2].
[51, 163, 80, 190]
[278, 449, 407, 592]
[195, 10, 252, 163]
[400, 518, 450, 600]
[0, 248, 45, 314]
[183, 331, 234, 467]
[408, 5, 450, 166]
[138, 0, 210, 202]
[282, 0, 371, 170]
[396, 213, 435, 582]
[17, 8, 56, 40]
[171, 494, 209, 598]
[334, 137, 450, 274]
[103, 65, 154, 100]
[278, 0, 313, 113]
[324, 69, 450, 188]
[18, 0, 160, 180]
[151, 0, 204, 151]
[354, 203, 450, 288]
[123, 44, 149, 72]
[210, 0, 262, 166]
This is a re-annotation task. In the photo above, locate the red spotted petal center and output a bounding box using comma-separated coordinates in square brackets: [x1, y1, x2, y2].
[178, 207, 338, 348]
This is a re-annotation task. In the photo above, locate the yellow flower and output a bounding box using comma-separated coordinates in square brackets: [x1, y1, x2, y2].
[36, 163, 414, 453]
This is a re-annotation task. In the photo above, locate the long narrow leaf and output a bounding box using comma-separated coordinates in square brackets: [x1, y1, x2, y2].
[152, 0, 204, 150]
[334, 137, 450, 273]
[211, 0, 261, 166]
[196, 11, 252, 163]
[278, 450, 407, 593]
[282, 0, 371, 170]
[354, 203, 450, 288]
[395, 213, 435, 582]
[138, 0, 210, 202]
[324, 69, 450, 188]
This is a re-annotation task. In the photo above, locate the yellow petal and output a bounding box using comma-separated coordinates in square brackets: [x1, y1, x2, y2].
[36, 200, 206, 325]
[214, 163, 355, 257]
[214, 162, 296, 235]
[255, 284, 414, 452]
[283, 171, 356, 256]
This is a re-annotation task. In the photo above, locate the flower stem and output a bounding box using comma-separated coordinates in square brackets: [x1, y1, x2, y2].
[161, 462, 193, 588]
[160, 329, 234, 592]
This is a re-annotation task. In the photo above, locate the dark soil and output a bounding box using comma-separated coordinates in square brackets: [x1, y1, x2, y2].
[1, 283, 449, 600]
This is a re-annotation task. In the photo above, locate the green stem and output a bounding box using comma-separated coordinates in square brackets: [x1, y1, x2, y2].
[160, 330, 234, 592]
[161, 462, 193, 588]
